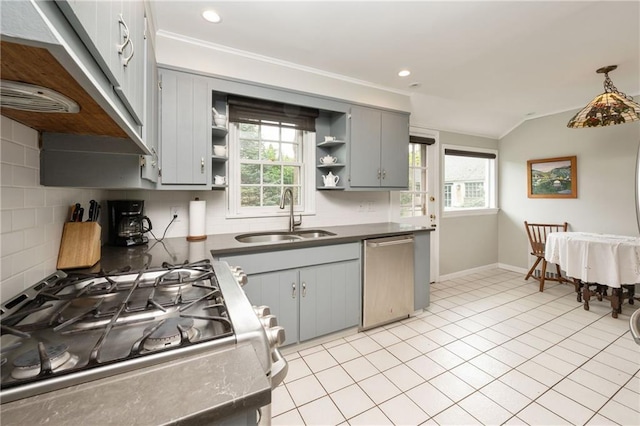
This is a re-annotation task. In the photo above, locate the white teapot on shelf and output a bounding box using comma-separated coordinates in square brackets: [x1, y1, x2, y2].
[322, 171, 340, 187]
[319, 155, 338, 164]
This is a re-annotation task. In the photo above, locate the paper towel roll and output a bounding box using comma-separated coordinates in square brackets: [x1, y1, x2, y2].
[188, 241, 207, 262]
[187, 199, 207, 241]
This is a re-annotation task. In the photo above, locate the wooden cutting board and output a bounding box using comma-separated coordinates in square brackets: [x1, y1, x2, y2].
[57, 222, 101, 270]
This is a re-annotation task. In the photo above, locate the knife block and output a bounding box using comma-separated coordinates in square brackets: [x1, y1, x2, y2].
[57, 222, 101, 270]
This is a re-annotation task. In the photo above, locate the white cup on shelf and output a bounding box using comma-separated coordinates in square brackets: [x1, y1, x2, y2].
[213, 145, 227, 156]
[214, 175, 226, 185]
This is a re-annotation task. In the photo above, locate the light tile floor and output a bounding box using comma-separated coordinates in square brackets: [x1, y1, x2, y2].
[272, 268, 640, 425]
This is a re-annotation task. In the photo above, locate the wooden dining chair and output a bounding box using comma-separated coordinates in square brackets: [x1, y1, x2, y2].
[524, 221, 568, 292]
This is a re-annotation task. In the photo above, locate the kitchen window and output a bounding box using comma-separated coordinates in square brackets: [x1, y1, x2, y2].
[227, 96, 318, 217]
[400, 137, 434, 217]
[443, 145, 498, 216]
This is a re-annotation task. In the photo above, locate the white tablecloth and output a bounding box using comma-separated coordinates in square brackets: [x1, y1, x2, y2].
[545, 232, 640, 287]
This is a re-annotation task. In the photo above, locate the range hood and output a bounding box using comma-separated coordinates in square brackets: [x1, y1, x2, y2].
[1, 80, 80, 113]
[0, 1, 150, 155]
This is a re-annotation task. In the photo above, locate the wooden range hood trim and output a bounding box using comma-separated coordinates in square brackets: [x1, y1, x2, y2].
[0, 40, 129, 139]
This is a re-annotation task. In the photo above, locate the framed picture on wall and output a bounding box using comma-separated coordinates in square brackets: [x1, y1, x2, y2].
[527, 156, 577, 198]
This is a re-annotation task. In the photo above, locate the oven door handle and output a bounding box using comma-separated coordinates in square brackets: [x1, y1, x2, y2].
[270, 348, 288, 388]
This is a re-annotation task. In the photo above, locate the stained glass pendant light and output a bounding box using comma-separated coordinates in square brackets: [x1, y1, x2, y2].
[567, 65, 640, 128]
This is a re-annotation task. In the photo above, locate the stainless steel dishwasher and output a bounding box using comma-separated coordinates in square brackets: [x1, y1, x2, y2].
[362, 235, 415, 330]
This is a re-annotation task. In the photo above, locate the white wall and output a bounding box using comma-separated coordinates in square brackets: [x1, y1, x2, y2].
[0, 117, 108, 303]
[437, 131, 500, 276]
[155, 33, 411, 113]
[498, 110, 640, 271]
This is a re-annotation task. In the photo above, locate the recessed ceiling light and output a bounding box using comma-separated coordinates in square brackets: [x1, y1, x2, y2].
[202, 10, 221, 23]
[398, 70, 411, 77]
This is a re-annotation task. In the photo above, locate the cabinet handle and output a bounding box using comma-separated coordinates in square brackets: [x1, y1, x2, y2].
[117, 14, 134, 67]
[382, 169, 386, 179]
[123, 38, 135, 67]
[377, 169, 381, 180]
[117, 14, 131, 53]
[292, 283, 296, 299]
[302, 282, 307, 297]
[201, 157, 205, 173]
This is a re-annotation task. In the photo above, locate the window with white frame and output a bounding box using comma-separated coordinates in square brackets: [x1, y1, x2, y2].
[443, 146, 497, 213]
[400, 136, 435, 217]
[227, 96, 318, 217]
[238, 122, 303, 207]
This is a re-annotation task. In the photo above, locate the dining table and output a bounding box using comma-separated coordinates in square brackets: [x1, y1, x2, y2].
[545, 231, 640, 318]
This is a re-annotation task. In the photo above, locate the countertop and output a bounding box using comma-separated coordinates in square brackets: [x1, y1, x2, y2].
[0, 343, 270, 425]
[1, 222, 431, 423]
[94, 222, 433, 271]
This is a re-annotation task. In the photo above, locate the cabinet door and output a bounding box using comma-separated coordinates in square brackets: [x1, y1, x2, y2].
[349, 106, 382, 187]
[159, 70, 209, 185]
[244, 271, 299, 346]
[114, 0, 145, 126]
[141, 17, 158, 183]
[380, 111, 410, 188]
[299, 261, 360, 342]
[57, 0, 144, 127]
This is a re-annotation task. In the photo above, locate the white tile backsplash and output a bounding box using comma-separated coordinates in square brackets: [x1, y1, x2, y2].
[13, 165, 38, 187]
[0, 117, 109, 304]
[1, 139, 24, 164]
[12, 208, 36, 231]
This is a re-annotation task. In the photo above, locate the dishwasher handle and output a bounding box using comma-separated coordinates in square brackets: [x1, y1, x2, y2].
[366, 236, 414, 248]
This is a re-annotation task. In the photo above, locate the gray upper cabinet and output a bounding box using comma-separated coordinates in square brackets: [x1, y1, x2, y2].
[140, 17, 158, 183]
[349, 106, 410, 189]
[158, 69, 210, 186]
[56, 0, 145, 129]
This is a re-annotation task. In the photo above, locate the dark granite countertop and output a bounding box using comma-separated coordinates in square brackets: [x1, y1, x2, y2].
[93, 222, 433, 271]
[0, 344, 271, 425]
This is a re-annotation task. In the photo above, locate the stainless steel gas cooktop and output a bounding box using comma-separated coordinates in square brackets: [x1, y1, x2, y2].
[0, 260, 236, 402]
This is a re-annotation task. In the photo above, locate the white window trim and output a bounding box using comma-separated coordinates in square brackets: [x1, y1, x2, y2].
[441, 144, 498, 218]
[226, 124, 316, 219]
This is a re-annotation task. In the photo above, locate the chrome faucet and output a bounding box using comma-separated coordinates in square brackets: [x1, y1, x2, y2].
[280, 187, 302, 232]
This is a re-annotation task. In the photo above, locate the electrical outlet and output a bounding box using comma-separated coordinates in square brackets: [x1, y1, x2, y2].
[170, 206, 181, 222]
[367, 201, 375, 212]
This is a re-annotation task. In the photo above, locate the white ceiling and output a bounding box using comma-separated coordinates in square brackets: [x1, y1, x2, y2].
[150, 1, 640, 139]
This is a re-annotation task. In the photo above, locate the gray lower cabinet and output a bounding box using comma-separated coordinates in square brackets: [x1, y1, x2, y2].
[242, 270, 299, 346]
[239, 260, 360, 345]
[299, 261, 360, 342]
[414, 232, 431, 310]
[349, 106, 409, 189]
[217, 243, 361, 345]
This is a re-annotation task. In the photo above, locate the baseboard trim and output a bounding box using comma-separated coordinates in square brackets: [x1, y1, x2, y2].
[497, 263, 528, 275]
[438, 263, 499, 282]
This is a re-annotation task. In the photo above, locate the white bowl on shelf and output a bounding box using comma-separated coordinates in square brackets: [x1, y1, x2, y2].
[214, 114, 227, 127]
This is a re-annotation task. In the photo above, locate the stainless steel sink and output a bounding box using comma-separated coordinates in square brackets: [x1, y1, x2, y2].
[294, 230, 336, 239]
[235, 230, 336, 243]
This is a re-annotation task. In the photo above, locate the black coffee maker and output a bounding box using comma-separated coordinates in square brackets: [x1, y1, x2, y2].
[107, 200, 152, 246]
